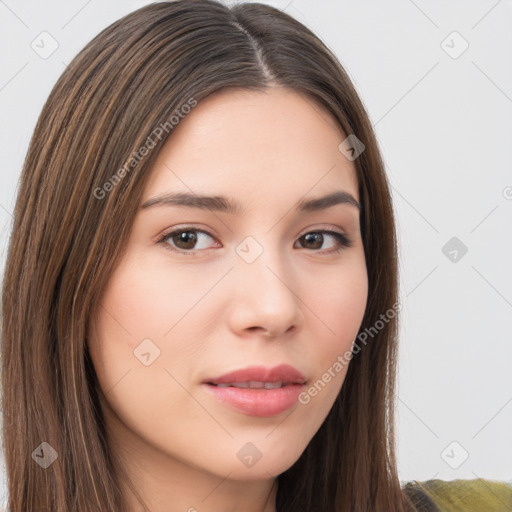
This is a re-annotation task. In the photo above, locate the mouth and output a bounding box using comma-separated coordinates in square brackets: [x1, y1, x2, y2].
[202, 364, 307, 417]
[204, 363, 307, 387]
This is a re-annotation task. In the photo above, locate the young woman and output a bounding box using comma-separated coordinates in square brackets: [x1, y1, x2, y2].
[4, 1, 509, 511]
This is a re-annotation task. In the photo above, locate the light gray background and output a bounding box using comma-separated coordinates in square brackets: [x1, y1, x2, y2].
[1, 0, 511, 504]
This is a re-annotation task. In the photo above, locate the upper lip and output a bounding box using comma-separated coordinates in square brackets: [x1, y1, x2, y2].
[204, 364, 307, 385]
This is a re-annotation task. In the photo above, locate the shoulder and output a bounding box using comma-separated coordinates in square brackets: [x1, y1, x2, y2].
[402, 478, 512, 512]
[402, 480, 440, 512]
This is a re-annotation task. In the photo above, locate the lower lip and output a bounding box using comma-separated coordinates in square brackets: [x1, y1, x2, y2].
[202, 383, 304, 417]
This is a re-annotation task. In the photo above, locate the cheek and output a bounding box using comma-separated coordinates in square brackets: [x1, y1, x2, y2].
[312, 256, 368, 355]
[92, 252, 222, 345]
[87, 252, 225, 404]
[86, 258, 213, 449]
[296, 256, 367, 411]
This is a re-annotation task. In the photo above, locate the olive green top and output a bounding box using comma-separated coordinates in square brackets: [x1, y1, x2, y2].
[403, 478, 512, 511]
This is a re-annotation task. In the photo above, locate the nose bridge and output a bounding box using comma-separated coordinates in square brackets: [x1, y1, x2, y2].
[230, 233, 303, 335]
[235, 233, 290, 293]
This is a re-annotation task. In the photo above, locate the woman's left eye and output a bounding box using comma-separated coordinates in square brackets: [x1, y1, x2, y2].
[295, 231, 353, 253]
[156, 228, 353, 255]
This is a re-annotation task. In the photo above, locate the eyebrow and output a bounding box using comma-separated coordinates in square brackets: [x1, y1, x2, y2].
[140, 190, 360, 214]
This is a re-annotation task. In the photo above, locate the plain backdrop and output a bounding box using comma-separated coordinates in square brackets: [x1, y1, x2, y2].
[1, 0, 511, 504]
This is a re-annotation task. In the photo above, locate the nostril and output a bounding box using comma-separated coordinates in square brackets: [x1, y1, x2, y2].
[247, 327, 274, 337]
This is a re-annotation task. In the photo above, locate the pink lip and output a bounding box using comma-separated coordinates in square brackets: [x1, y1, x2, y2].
[205, 364, 306, 385]
[202, 364, 307, 417]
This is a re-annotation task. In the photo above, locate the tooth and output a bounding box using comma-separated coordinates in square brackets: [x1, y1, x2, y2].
[232, 382, 249, 388]
[214, 381, 286, 389]
[264, 381, 282, 389]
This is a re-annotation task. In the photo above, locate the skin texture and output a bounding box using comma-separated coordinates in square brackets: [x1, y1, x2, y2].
[88, 86, 368, 512]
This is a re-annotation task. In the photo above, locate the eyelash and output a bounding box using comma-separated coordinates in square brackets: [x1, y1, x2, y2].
[155, 227, 354, 256]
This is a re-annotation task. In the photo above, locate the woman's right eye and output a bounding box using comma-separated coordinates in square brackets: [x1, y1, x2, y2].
[157, 228, 217, 254]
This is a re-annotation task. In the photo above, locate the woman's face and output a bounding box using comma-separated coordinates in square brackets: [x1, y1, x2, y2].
[88, 87, 368, 483]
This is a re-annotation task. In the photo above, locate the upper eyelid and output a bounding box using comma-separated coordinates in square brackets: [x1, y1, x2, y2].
[156, 224, 348, 241]
[156, 226, 214, 242]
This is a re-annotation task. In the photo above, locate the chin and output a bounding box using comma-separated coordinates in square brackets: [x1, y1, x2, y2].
[218, 441, 306, 481]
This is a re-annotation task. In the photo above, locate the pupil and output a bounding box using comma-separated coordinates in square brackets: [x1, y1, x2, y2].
[304, 232, 322, 249]
[176, 231, 196, 249]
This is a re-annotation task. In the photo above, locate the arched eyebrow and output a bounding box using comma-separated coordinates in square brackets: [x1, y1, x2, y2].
[140, 190, 360, 214]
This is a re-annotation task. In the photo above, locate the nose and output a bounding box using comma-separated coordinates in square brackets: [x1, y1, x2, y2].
[226, 247, 304, 339]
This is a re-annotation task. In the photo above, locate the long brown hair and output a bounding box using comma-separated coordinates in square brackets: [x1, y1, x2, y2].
[1, 1, 412, 510]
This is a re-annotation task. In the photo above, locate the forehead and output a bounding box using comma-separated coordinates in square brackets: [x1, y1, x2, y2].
[142, 86, 359, 206]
